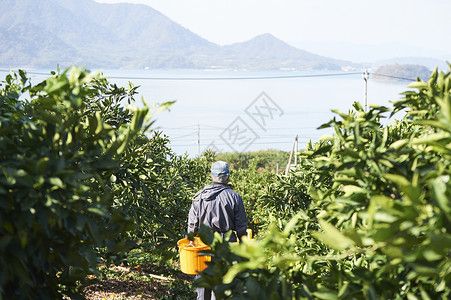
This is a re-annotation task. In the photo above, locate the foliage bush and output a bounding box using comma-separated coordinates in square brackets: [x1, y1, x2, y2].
[0, 67, 210, 299]
[0, 67, 152, 298]
[113, 133, 212, 262]
[197, 66, 451, 299]
[215, 150, 289, 173]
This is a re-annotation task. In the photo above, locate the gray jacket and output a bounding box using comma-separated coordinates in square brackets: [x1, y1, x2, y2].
[188, 182, 247, 242]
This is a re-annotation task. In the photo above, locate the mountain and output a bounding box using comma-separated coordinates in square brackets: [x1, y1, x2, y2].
[0, 0, 218, 68]
[0, 0, 353, 70]
[57, 0, 218, 54]
[220, 33, 351, 70]
[0, 0, 127, 67]
[0, 24, 78, 68]
[226, 34, 319, 59]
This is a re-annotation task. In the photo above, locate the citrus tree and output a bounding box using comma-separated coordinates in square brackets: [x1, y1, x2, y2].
[0, 66, 217, 298]
[196, 66, 451, 299]
[0, 67, 164, 298]
[112, 135, 213, 262]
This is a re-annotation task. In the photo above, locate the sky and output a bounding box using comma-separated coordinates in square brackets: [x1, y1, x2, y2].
[95, 0, 451, 62]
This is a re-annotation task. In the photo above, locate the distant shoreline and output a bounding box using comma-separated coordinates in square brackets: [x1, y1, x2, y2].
[372, 64, 432, 82]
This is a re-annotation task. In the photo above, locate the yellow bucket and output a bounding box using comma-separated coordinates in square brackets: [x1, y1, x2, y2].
[177, 237, 211, 275]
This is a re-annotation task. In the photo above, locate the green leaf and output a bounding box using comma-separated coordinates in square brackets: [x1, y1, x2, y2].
[87, 206, 111, 218]
[373, 211, 398, 223]
[429, 177, 451, 218]
[407, 81, 427, 90]
[312, 292, 339, 300]
[95, 110, 107, 134]
[412, 132, 450, 144]
[155, 100, 175, 115]
[341, 185, 367, 197]
[223, 260, 263, 284]
[115, 133, 130, 155]
[3, 221, 14, 234]
[390, 139, 408, 150]
[198, 223, 215, 245]
[48, 177, 64, 189]
[245, 277, 263, 297]
[313, 219, 354, 251]
[416, 120, 451, 132]
[422, 249, 442, 261]
[283, 214, 300, 235]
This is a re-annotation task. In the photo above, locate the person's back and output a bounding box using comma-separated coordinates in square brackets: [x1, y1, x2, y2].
[187, 161, 248, 299]
[188, 181, 247, 242]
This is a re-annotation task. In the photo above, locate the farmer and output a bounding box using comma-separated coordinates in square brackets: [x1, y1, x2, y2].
[187, 160, 248, 300]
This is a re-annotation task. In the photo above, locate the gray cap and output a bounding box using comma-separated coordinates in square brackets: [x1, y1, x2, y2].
[211, 161, 230, 177]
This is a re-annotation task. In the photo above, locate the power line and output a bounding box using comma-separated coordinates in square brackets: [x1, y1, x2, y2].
[0, 68, 418, 82]
[169, 137, 304, 143]
[169, 137, 315, 146]
[159, 124, 226, 130]
[169, 132, 197, 139]
[0, 69, 363, 81]
[157, 126, 319, 132]
[370, 72, 416, 82]
[0, 69, 51, 76]
[104, 72, 363, 81]
[170, 141, 295, 147]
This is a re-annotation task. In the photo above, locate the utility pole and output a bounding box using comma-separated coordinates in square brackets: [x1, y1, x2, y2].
[294, 135, 298, 166]
[197, 121, 200, 156]
[363, 69, 369, 112]
[285, 134, 298, 175]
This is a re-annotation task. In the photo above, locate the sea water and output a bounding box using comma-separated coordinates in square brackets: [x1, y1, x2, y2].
[9, 69, 410, 157]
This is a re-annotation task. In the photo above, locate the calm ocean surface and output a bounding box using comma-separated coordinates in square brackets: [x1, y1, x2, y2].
[24, 69, 410, 157]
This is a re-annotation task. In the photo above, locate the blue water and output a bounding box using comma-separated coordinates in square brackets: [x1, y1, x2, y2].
[6, 69, 410, 157]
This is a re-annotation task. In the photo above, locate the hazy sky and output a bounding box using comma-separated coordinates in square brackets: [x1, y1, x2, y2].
[96, 0, 451, 61]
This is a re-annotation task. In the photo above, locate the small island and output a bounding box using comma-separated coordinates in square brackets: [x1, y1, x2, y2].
[372, 64, 431, 82]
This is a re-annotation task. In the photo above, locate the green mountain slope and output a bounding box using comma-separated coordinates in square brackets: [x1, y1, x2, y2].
[0, 0, 354, 70]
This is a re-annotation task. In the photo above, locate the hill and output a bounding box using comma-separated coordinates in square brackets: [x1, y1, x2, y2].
[372, 64, 432, 82]
[373, 57, 448, 72]
[0, 0, 354, 71]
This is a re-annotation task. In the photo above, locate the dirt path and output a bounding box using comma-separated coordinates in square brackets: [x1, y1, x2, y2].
[80, 264, 196, 299]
